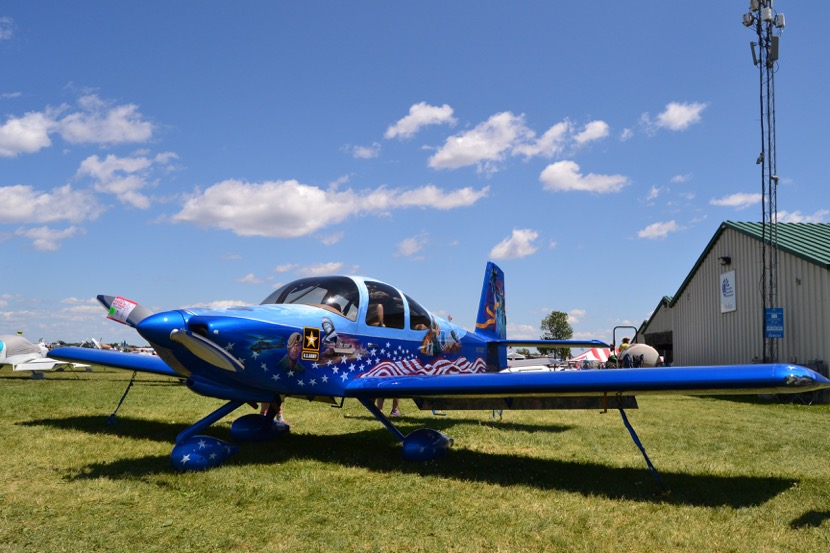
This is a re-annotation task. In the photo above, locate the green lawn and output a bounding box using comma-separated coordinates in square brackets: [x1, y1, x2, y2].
[1, 367, 829, 552]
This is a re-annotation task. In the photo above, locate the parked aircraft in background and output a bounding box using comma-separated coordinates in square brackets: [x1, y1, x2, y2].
[1, 334, 90, 375]
[50, 262, 830, 472]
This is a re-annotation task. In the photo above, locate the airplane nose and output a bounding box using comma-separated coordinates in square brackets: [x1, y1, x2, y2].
[137, 310, 186, 347]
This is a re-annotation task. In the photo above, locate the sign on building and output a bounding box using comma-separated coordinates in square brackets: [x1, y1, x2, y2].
[720, 270, 737, 313]
[765, 307, 784, 339]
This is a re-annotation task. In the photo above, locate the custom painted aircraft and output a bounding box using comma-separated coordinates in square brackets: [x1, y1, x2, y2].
[51, 262, 830, 472]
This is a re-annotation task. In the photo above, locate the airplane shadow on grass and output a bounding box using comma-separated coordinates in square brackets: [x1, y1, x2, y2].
[23, 415, 795, 509]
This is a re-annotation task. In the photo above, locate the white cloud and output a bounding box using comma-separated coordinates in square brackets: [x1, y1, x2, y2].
[274, 264, 298, 273]
[506, 322, 537, 340]
[539, 160, 628, 193]
[238, 273, 270, 284]
[296, 262, 344, 276]
[0, 17, 14, 41]
[710, 192, 761, 210]
[513, 120, 571, 158]
[429, 112, 531, 171]
[777, 210, 830, 223]
[15, 225, 81, 251]
[186, 299, 253, 309]
[670, 173, 692, 184]
[646, 101, 708, 132]
[0, 111, 55, 157]
[646, 186, 662, 201]
[350, 142, 381, 159]
[0, 184, 101, 224]
[0, 95, 154, 157]
[424, 113, 612, 173]
[396, 232, 429, 257]
[320, 231, 344, 245]
[76, 152, 178, 209]
[385, 102, 456, 139]
[389, 184, 489, 210]
[637, 220, 679, 239]
[567, 309, 587, 325]
[172, 179, 488, 238]
[573, 120, 609, 145]
[53, 297, 103, 319]
[620, 128, 634, 141]
[58, 94, 154, 144]
[489, 228, 539, 260]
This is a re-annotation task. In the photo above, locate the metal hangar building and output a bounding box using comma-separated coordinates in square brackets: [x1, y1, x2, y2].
[639, 221, 830, 372]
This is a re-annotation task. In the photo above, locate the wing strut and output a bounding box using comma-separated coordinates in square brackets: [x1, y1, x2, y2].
[107, 371, 138, 426]
[358, 397, 406, 442]
[617, 400, 667, 495]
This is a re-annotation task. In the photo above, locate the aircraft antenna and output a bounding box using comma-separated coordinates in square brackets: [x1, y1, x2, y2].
[742, 0, 785, 362]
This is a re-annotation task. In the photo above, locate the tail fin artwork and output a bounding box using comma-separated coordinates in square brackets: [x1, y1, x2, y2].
[475, 261, 507, 340]
[474, 261, 610, 371]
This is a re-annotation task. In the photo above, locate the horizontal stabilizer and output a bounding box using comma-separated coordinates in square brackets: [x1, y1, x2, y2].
[48, 347, 180, 378]
[494, 339, 610, 349]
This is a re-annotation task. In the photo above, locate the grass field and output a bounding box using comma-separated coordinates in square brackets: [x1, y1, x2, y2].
[1, 367, 829, 552]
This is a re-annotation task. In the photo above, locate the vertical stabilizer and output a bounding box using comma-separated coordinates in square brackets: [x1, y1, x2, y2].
[475, 262, 506, 340]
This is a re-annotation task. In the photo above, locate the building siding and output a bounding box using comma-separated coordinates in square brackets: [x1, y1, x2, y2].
[669, 226, 830, 367]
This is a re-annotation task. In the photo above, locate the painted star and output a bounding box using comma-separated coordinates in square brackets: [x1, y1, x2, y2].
[224, 342, 235, 352]
[197, 439, 207, 449]
[180, 454, 191, 465]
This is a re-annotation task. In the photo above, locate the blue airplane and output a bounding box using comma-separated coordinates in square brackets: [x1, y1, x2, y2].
[50, 262, 830, 472]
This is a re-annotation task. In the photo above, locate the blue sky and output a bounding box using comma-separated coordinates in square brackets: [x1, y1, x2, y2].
[2, 2, 828, 346]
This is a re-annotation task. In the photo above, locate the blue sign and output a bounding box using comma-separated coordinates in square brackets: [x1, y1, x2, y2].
[765, 308, 784, 339]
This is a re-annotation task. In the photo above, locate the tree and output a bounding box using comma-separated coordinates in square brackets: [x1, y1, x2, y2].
[539, 311, 573, 360]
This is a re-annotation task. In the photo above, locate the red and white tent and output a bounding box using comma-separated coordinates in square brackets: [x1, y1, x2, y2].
[569, 348, 612, 365]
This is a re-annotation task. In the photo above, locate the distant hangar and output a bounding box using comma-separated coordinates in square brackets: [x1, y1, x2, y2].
[639, 221, 830, 371]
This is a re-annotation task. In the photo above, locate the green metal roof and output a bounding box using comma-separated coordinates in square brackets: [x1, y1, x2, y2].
[668, 221, 830, 308]
[726, 221, 830, 268]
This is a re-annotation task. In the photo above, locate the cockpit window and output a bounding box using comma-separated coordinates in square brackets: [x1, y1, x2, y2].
[261, 276, 360, 321]
[364, 281, 405, 329]
[406, 294, 431, 330]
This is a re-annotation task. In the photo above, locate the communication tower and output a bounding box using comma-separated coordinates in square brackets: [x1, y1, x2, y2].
[742, 0, 785, 362]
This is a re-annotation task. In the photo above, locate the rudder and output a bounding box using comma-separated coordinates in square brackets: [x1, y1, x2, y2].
[475, 262, 506, 340]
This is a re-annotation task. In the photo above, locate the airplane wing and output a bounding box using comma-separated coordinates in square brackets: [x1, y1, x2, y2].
[48, 347, 180, 378]
[346, 363, 830, 399]
[11, 357, 90, 372]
